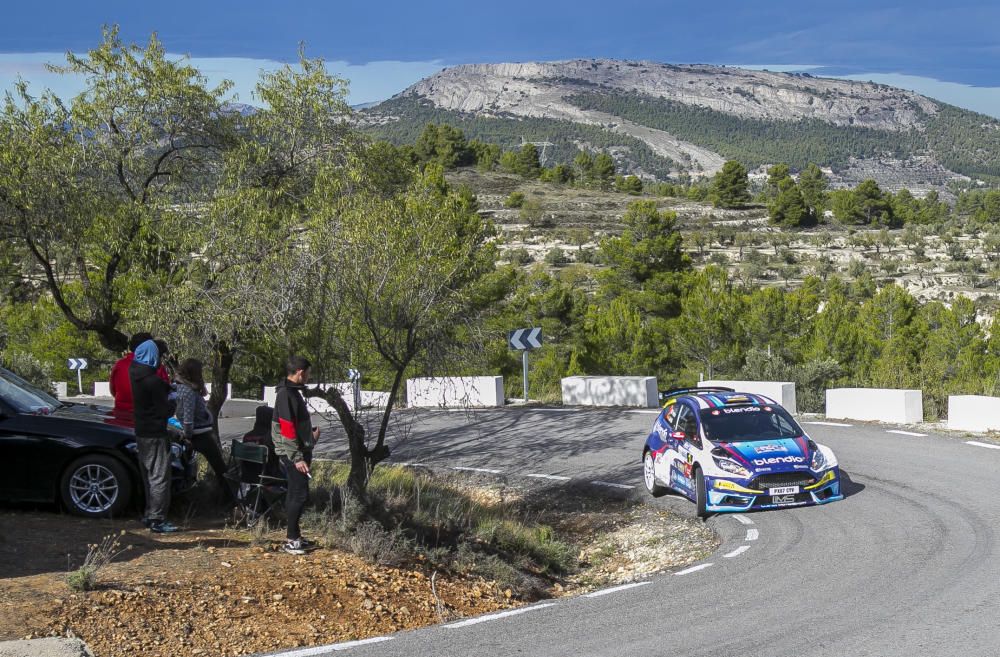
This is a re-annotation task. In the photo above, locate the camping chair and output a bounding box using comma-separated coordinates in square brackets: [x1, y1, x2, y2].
[226, 439, 286, 528]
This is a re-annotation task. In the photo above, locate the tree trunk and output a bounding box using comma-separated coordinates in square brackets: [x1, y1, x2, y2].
[208, 339, 233, 440]
[317, 386, 372, 503]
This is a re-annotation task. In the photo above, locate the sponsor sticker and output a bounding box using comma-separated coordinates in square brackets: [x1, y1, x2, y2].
[772, 494, 797, 505]
[722, 406, 762, 414]
[753, 443, 787, 454]
[752, 456, 805, 466]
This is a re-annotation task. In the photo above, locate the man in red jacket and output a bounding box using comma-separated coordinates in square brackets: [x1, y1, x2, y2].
[109, 332, 166, 426]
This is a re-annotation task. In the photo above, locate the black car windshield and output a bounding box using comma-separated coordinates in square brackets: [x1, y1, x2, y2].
[0, 368, 61, 414]
[699, 405, 802, 442]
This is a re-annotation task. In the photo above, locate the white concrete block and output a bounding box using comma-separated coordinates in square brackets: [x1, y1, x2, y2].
[948, 395, 1000, 432]
[700, 380, 797, 414]
[826, 388, 923, 424]
[407, 376, 505, 408]
[263, 386, 277, 407]
[561, 376, 658, 408]
[265, 383, 390, 413]
[203, 383, 233, 400]
[54, 382, 68, 398]
[93, 381, 111, 398]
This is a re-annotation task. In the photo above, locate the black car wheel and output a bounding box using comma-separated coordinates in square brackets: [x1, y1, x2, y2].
[643, 451, 668, 497]
[695, 467, 708, 519]
[60, 455, 132, 518]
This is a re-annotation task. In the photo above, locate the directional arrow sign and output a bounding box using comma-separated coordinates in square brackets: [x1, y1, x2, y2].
[347, 368, 361, 382]
[508, 327, 542, 351]
[67, 358, 88, 371]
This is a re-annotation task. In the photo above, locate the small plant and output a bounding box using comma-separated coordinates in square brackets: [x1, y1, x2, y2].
[348, 521, 412, 565]
[66, 531, 130, 592]
[504, 191, 525, 208]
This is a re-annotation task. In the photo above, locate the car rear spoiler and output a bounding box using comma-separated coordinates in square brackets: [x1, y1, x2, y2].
[658, 386, 735, 401]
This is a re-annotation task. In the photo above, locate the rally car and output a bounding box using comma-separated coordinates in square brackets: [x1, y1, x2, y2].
[641, 387, 842, 517]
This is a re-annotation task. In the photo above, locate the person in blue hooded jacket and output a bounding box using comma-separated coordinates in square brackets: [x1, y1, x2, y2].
[128, 339, 179, 533]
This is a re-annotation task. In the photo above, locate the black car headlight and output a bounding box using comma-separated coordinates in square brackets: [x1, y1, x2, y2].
[713, 457, 750, 478]
[811, 448, 828, 471]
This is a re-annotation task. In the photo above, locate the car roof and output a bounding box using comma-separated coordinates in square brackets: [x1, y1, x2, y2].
[663, 388, 779, 410]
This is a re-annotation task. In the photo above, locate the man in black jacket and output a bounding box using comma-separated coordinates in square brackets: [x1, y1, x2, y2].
[129, 339, 179, 533]
[272, 355, 320, 554]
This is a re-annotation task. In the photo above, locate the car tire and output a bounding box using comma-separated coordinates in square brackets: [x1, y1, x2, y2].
[695, 467, 708, 519]
[643, 451, 668, 497]
[60, 454, 133, 518]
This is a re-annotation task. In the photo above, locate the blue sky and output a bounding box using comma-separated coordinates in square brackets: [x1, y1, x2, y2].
[1, 1, 999, 116]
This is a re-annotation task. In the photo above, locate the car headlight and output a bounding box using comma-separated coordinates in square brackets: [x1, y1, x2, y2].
[811, 447, 828, 471]
[713, 457, 750, 478]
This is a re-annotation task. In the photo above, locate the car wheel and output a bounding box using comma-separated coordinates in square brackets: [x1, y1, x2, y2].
[60, 455, 132, 518]
[643, 452, 668, 497]
[695, 467, 708, 519]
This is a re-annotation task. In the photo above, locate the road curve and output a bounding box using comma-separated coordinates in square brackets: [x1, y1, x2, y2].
[256, 409, 1000, 657]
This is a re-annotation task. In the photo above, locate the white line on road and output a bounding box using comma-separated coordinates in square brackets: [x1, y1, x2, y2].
[584, 582, 651, 598]
[452, 467, 502, 474]
[590, 481, 635, 490]
[733, 515, 754, 525]
[805, 421, 853, 427]
[526, 474, 572, 481]
[724, 545, 751, 558]
[887, 430, 927, 437]
[966, 440, 1000, 450]
[675, 563, 714, 576]
[626, 410, 662, 414]
[271, 636, 393, 656]
[746, 528, 759, 541]
[399, 462, 429, 467]
[445, 603, 558, 628]
[532, 408, 578, 413]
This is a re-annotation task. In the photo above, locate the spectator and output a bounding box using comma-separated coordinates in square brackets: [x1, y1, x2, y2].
[108, 332, 153, 425]
[174, 358, 234, 504]
[272, 355, 321, 555]
[129, 339, 179, 533]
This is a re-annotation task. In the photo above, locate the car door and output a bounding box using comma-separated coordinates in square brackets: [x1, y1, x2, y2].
[668, 403, 699, 495]
[0, 403, 44, 499]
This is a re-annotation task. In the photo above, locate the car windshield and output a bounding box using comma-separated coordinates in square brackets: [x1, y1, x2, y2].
[699, 405, 802, 442]
[0, 368, 62, 414]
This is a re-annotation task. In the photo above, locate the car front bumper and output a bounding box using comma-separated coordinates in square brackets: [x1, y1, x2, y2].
[705, 466, 843, 513]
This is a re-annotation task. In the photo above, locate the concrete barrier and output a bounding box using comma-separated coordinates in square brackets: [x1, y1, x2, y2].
[561, 376, 658, 408]
[700, 380, 796, 414]
[407, 376, 505, 408]
[204, 383, 233, 400]
[53, 382, 68, 398]
[93, 381, 111, 398]
[826, 388, 922, 424]
[265, 383, 390, 412]
[948, 395, 1000, 432]
[0, 637, 95, 657]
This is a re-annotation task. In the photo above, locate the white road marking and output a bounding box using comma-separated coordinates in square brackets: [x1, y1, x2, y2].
[675, 563, 714, 576]
[452, 467, 502, 474]
[746, 529, 759, 541]
[966, 440, 1000, 450]
[887, 430, 927, 437]
[445, 603, 557, 628]
[526, 474, 572, 481]
[241, 416, 256, 419]
[271, 636, 392, 656]
[733, 515, 754, 525]
[533, 408, 578, 412]
[399, 462, 429, 467]
[583, 582, 651, 598]
[805, 421, 853, 427]
[590, 480, 635, 490]
[626, 410, 662, 414]
[724, 545, 751, 558]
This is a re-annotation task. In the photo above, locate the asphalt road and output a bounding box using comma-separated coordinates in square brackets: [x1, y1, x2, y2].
[232, 406, 1000, 657]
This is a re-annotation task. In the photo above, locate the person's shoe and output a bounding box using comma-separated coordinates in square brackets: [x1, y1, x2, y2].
[149, 520, 180, 533]
[298, 537, 316, 549]
[283, 538, 306, 555]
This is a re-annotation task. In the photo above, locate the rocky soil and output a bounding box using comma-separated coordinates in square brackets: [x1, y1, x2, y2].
[0, 484, 716, 657]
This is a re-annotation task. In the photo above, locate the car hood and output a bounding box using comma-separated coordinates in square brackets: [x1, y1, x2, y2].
[7, 403, 134, 439]
[718, 437, 811, 471]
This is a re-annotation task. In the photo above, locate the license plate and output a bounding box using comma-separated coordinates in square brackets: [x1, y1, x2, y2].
[769, 486, 799, 495]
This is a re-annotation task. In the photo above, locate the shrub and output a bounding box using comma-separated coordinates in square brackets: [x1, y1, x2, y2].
[507, 248, 533, 265]
[66, 532, 130, 592]
[504, 191, 525, 208]
[544, 247, 569, 266]
[348, 521, 412, 565]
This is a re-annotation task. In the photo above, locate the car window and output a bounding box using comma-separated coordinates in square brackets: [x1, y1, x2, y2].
[675, 404, 698, 437]
[699, 405, 803, 442]
[0, 368, 60, 414]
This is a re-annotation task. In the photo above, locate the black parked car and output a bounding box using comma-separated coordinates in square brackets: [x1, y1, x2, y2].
[0, 367, 197, 518]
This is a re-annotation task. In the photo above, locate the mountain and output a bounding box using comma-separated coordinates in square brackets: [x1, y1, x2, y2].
[361, 59, 1000, 193]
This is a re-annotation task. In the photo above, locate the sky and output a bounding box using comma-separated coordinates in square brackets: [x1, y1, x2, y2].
[0, 0, 998, 117]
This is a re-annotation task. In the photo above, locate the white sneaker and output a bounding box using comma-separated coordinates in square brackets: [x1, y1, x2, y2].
[283, 539, 306, 555]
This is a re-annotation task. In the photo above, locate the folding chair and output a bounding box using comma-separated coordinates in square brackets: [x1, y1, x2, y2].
[226, 439, 286, 528]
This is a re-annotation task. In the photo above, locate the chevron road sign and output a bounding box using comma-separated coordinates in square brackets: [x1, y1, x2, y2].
[508, 327, 542, 351]
[67, 358, 88, 395]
